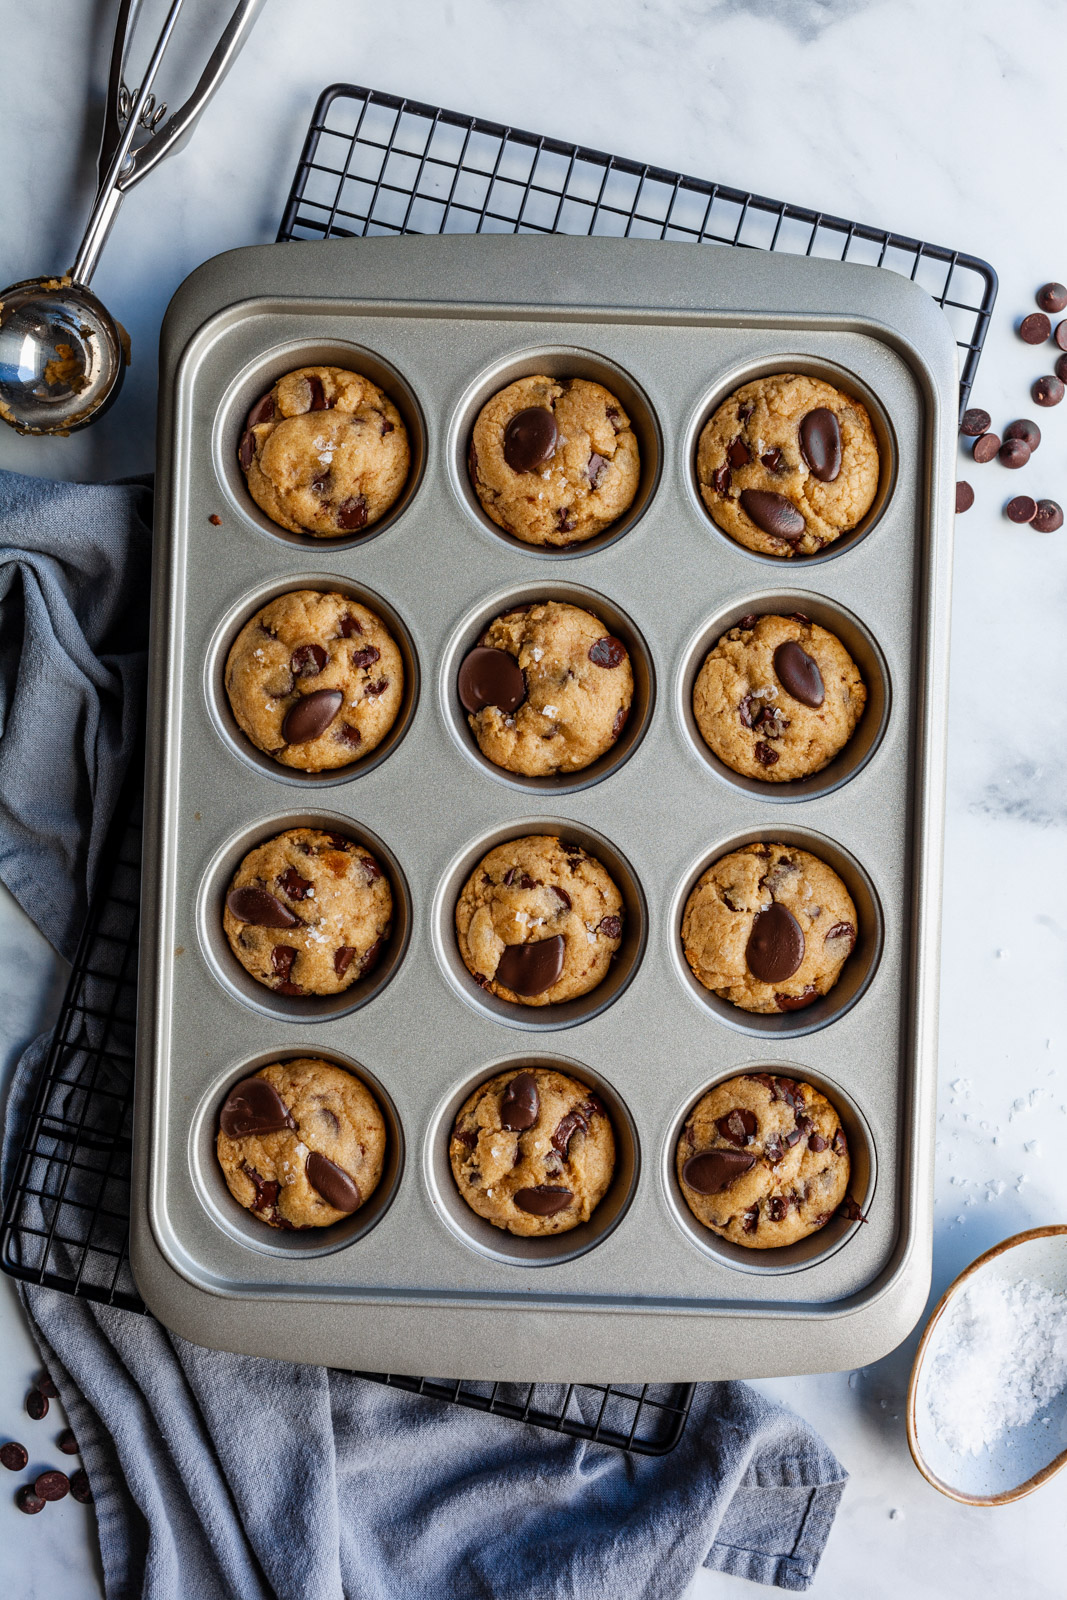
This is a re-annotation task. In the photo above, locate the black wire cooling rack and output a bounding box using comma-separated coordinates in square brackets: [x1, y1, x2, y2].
[2, 80, 998, 1459]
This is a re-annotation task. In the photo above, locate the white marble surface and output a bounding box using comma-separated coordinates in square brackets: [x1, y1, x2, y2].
[2, 0, 1067, 1594]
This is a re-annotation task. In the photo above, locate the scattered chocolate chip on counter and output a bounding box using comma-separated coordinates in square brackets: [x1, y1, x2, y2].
[1005, 495, 1037, 524]
[1056, 353, 1067, 383]
[208, 512, 222, 525]
[1003, 418, 1040, 451]
[1037, 282, 1067, 314]
[0, 1441, 29, 1471]
[56, 1428, 79, 1456]
[1020, 312, 1051, 344]
[1055, 320, 1067, 352]
[15, 1486, 45, 1515]
[37, 1374, 57, 1399]
[1032, 498, 1064, 533]
[955, 481, 974, 513]
[25, 1389, 48, 1421]
[1032, 374, 1064, 407]
[972, 431, 1000, 463]
[959, 407, 991, 437]
[69, 1468, 93, 1504]
[998, 438, 1030, 469]
[34, 1470, 69, 1502]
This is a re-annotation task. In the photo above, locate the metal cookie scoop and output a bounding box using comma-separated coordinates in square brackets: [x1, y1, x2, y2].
[0, 0, 266, 436]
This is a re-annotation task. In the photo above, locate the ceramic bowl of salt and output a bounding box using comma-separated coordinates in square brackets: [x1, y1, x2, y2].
[907, 1225, 1067, 1504]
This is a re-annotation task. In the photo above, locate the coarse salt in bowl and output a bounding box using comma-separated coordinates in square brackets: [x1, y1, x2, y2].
[907, 1225, 1067, 1504]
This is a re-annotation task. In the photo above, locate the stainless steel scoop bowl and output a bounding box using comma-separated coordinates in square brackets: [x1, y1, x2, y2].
[0, 0, 265, 436]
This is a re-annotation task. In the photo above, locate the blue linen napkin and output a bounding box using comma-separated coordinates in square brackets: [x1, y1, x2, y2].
[0, 467, 847, 1598]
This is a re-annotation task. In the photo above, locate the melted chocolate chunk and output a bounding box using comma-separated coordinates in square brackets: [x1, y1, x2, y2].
[712, 465, 731, 495]
[773, 640, 825, 707]
[282, 688, 343, 744]
[339, 613, 362, 638]
[277, 867, 312, 901]
[808, 1131, 828, 1153]
[754, 740, 779, 767]
[500, 1071, 540, 1131]
[239, 391, 274, 469]
[457, 645, 527, 714]
[291, 643, 327, 678]
[824, 921, 856, 952]
[838, 1195, 867, 1223]
[220, 1076, 296, 1139]
[333, 946, 357, 977]
[611, 706, 628, 741]
[360, 935, 385, 975]
[746, 902, 805, 983]
[739, 489, 806, 543]
[799, 407, 842, 481]
[350, 645, 381, 671]
[365, 678, 389, 696]
[226, 886, 298, 928]
[557, 508, 576, 534]
[588, 635, 627, 669]
[682, 1149, 755, 1194]
[271, 945, 297, 982]
[242, 1163, 280, 1214]
[775, 985, 818, 1011]
[551, 1097, 601, 1159]
[494, 935, 566, 997]
[513, 1185, 573, 1215]
[337, 495, 369, 530]
[587, 452, 608, 489]
[727, 436, 751, 469]
[761, 447, 784, 472]
[598, 915, 622, 939]
[716, 1108, 757, 1147]
[452, 1124, 477, 1152]
[503, 867, 536, 888]
[504, 406, 558, 473]
[305, 1151, 360, 1213]
[336, 723, 361, 748]
[742, 1206, 759, 1234]
[360, 854, 383, 882]
[552, 885, 572, 910]
[305, 374, 330, 410]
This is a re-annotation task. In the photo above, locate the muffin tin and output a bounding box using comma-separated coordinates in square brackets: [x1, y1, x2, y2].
[133, 235, 956, 1380]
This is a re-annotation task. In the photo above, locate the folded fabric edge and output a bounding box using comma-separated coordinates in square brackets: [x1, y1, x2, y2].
[703, 1477, 848, 1592]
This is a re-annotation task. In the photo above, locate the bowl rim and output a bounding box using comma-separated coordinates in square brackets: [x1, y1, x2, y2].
[905, 1222, 1067, 1505]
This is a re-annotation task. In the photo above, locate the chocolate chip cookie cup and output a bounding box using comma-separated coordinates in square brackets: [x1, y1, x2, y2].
[686, 359, 896, 565]
[426, 1056, 639, 1267]
[440, 581, 655, 794]
[214, 340, 425, 550]
[449, 347, 662, 558]
[670, 828, 883, 1038]
[205, 576, 420, 787]
[677, 593, 890, 802]
[189, 1050, 403, 1259]
[197, 811, 411, 1023]
[433, 821, 646, 1031]
[664, 1067, 875, 1276]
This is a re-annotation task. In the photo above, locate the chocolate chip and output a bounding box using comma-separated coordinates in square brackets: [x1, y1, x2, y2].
[960, 408, 991, 436]
[556, 508, 576, 533]
[1004, 418, 1041, 451]
[1033, 375, 1064, 407]
[360, 854, 383, 882]
[243, 1163, 281, 1213]
[808, 1132, 828, 1153]
[1038, 283, 1067, 313]
[738, 403, 754, 423]
[458, 646, 526, 714]
[552, 886, 572, 910]
[760, 448, 785, 472]
[682, 1149, 755, 1194]
[763, 1136, 784, 1164]
[998, 439, 1031, 470]
[305, 374, 329, 410]
[246, 391, 275, 429]
[452, 1124, 477, 1152]
[290, 644, 327, 677]
[1057, 354, 1067, 383]
[238, 432, 255, 470]
[57, 1429, 78, 1456]
[742, 1207, 759, 1234]
[972, 431, 1000, 463]
[360, 935, 385, 975]
[768, 1196, 791, 1223]
[226, 886, 298, 928]
[746, 902, 805, 983]
[727, 436, 750, 469]
[35, 1470, 69, 1502]
[955, 481, 974, 513]
[69, 1469, 92, 1504]
[503, 406, 558, 473]
[716, 1108, 757, 1147]
[339, 613, 362, 637]
[775, 985, 818, 1011]
[500, 1071, 540, 1131]
[350, 646, 380, 671]
[1033, 498, 1064, 533]
[598, 915, 622, 939]
[1006, 495, 1037, 524]
[378, 412, 394, 435]
[220, 1076, 296, 1139]
[277, 867, 312, 901]
[773, 639, 824, 707]
[824, 921, 856, 952]
[209, 513, 222, 526]
[0, 1442, 28, 1471]
[711, 465, 731, 495]
[337, 495, 368, 530]
[1055, 320, 1067, 352]
[333, 946, 357, 977]
[270, 945, 297, 982]
[282, 688, 343, 744]
[503, 867, 535, 888]
[336, 724, 361, 748]
[365, 678, 388, 696]
[832, 1128, 847, 1156]
[513, 1186, 573, 1215]
[737, 613, 759, 630]
[25, 1390, 48, 1421]
[611, 706, 628, 741]
[799, 407, 842, 481]
[754, 740, 779, 767]
[15, 1486, 45, 1514]
[305, 1151, 360, 1212]
[494, 935, 565, 997]
[839, 1196, 868, 1223]
[588, 636, 626, 669]
[37, 1376, 57, 1399]
[739, 489, 806, 542]
[587, 452, 608, 489]
[1020, 313, 1052, 344]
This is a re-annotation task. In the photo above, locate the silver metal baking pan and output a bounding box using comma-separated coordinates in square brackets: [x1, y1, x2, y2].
[133, 235, 956, 1380]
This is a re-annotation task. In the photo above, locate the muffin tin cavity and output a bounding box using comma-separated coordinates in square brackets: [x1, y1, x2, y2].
[685, 356, 897, 565]
[448, 346, 662, 558]
[433, 819, 647, 1031]
[197, 810, 411, 1022]
[663, 1065, 876, 1277]
[189, 1049, 404, 1259]
[670, 825, 884, 1038]
[214, 338, 426, 549]
[426, 1055, 639, 1267]
[205, 574, 420, 787]
[440, 581, 654, 794]
[677, 591, 890, 802]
